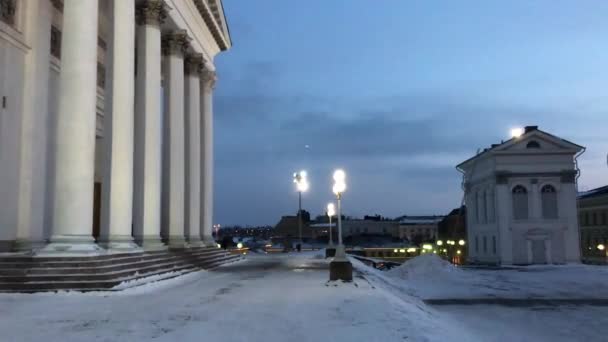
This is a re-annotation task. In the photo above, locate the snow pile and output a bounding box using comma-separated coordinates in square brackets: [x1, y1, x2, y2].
[389, 254, 462, 280]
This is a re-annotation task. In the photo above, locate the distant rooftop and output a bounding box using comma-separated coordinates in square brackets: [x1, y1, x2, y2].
[397, 216, 444, 225]
[578, 185, 608, 200]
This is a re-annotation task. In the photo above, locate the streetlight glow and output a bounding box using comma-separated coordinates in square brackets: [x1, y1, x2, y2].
[598, 244, 605, 251]
[436, 240, 443, 246]
[511, 127, 524, 138]
[332, 183, 346, 195]
[333, 169, 345, 182]
[327, 203, 335, 217]
[458, 239, 466, 246]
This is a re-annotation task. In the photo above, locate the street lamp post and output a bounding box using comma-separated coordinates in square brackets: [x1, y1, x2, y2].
[326, 202, 336, 258]
[329, 169, 352, 281]
[327, 203, 335, 246]
[293, 171, 309, 251]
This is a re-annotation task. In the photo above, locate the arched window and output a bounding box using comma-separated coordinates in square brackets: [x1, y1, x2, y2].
[541, 185, 558, 219]
[512, 185, 529, 220]
[526, 141, 541, 149]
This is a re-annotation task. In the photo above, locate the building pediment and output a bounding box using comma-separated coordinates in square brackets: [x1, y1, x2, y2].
[494, 130, 582, 154]
[457, 126, 583, 170]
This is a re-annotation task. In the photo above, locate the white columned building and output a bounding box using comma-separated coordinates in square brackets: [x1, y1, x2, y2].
[457, 126, 583, 265]
[0, 0, 231, 254]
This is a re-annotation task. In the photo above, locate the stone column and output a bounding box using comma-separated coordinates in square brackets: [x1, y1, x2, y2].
[184, 53, 204, 247]
[161, 30, 189, 249]
[99, 0, 139, 251]
[200, 68, 217, 245]
[14, 0, 54, 251]
[42, 0, 102, 254]
[133, 0, 167, 250]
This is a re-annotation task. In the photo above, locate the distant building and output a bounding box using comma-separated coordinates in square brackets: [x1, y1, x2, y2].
[437, 207, 466, 243]
[397, 216, 443, 243]
[274, 216, 314, 240]
[310, 219, 399, 239]
[437, 207, 467, 263]
[578, 186, 608, 263]
[457, 126, 583, 265]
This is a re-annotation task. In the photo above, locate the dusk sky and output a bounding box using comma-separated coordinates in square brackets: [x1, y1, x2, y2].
[213, 0, 608, 226]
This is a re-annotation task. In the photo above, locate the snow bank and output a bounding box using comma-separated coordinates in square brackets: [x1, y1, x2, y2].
[389, 254, 460, 280]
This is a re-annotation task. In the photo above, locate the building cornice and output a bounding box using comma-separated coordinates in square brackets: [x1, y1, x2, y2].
[191, 0, 230, 51]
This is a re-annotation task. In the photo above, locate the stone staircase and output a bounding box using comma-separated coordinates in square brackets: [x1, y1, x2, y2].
[0, 247, 240, 293]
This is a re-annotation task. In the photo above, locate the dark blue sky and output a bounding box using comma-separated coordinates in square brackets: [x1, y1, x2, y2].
[213, 0, 608, 226]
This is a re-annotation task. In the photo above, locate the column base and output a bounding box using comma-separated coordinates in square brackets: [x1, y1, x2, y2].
[134, 235, 167, 251]
[37, 234, 103, 256]
[186, 237, 204, 248]
[325, 247, 336, 258]
[166, 236, 188, 250]
[202, 236, 216, 247]
[13, 239, 47, 253]
[98, 235, 142, 253]
[329, 260, 353, 282]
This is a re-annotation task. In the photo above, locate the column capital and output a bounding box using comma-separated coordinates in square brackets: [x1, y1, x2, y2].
[162, 30, 191, 57]
[136, 0, 168, 26]
[185, 53, 205, 75]
[201, 68, 217, 89]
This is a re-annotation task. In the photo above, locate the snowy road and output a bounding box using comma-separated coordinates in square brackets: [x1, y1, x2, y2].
[3, 252, 608, 342]
[0, 252, 462, 342]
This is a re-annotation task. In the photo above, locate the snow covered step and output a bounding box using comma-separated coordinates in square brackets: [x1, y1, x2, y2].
[0, 249, 241, 292]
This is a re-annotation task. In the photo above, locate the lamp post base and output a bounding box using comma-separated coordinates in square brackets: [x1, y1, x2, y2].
[329, 259, 353, 281]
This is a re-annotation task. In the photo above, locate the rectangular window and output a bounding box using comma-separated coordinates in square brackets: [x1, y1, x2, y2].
[492, 236, 497, 254]
[483, 236, 487, 253]
[0, 0, 17, 26]
[592, 213, 598, 226]
[50, 26, 62, 59]
[475, 236, 479, 253]
[602, 212, 607, 226]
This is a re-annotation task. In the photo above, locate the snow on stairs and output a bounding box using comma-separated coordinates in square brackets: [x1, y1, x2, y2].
[0, 247, 241, 293]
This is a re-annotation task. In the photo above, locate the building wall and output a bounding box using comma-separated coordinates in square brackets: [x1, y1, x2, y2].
[0, 0, 231, 252]
[462, 133, 582, 265]
[579, 193, 608, 262]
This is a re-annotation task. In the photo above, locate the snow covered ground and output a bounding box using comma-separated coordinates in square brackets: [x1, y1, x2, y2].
[1, 252, 608, 341]
[380, 254, 608, 300]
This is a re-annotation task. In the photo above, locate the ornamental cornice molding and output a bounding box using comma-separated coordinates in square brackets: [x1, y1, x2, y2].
[185, 53, 204, 75]
[191, 0, 229, 51]
[161, 29, 191, 56]
[136, 0, 169, 27]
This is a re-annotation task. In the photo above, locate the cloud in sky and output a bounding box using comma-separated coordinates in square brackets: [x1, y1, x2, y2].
[213, 0, 608, 225]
